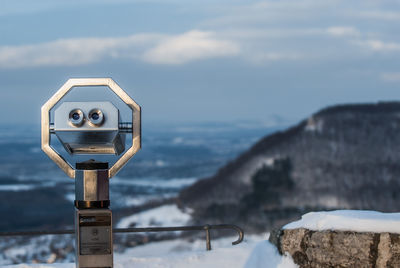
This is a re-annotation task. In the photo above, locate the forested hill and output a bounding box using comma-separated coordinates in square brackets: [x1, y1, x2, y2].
[179, 102, 400, 232]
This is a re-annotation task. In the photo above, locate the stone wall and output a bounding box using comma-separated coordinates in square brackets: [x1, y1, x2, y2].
[270, 228, 400, 268]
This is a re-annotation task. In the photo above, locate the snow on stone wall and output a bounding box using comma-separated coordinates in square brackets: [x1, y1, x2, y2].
[284, 210, 400, 233]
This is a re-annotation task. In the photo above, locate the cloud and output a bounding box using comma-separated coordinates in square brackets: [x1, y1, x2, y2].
[222, 27, 360, 40]
[1, 0, 397, 69]
[0, 39, 113, 68]
[326, 27, 360, 37]
[0, 0, 172, 17]
[356, 11, 400, 21]
[381, 72, 400, 82]
[0, 34, 163, 68]
[0, 24, 390, 69]
[357, 40, 400, 52]
[248, 52, 304, 64]
[142, 31, 239, 65]
[200, 0, 340, 27]
[0, 31, 239, 68]
[197, 0, 400, 62]
[214, 25, 363, 64]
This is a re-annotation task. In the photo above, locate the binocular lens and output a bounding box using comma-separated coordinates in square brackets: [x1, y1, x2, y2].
[72, 112, 80, 120]
[88, 109, 104, 126]
[69, 109, 84, 127]
[91, 112, 100, 120]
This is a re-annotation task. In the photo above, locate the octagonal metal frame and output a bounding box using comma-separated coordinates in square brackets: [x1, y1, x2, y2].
[41, 78, 141, 179]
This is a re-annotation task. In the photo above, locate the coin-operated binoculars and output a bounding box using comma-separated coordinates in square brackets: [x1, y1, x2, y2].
[41, 78, 141, 268]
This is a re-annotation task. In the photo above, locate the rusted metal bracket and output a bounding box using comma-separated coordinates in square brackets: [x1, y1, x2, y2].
[0, 224, 244, 251]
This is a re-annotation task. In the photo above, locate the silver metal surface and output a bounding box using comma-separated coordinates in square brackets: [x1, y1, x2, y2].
[69, 109, 84, 127]
[41, 78, 141, 178]
[75, 170, 109, 201]
[54, 102, 125, 155]
[40, 78, 141, 268]
[75, 209, 113, 268]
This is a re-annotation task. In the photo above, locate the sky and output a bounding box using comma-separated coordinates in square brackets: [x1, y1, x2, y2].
[0, 0, 399, 125]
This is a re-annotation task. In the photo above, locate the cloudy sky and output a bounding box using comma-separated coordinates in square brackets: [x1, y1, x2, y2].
[0, 0, 399, 125]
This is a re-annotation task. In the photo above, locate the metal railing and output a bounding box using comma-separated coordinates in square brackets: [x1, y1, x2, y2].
[0, 224, 244, 251]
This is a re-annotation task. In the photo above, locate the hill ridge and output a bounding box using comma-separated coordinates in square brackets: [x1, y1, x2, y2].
[179, 101, 400, 232]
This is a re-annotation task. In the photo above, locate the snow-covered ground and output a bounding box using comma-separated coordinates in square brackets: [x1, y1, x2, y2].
[9, 210, 400, 267]
[4, 234, 297, 268]
[117, 204, 191, 228]
[7, 210, 400, 267]
[284, 210, 400, 233]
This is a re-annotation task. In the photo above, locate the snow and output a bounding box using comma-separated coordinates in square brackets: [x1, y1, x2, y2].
[5, 265, 65, 268]
[1, 235, 75, 265]
[0, 184, 35, 191]
[116, 204, 191, 228]
[244, 240, 298, 268]
[123, 196, 164, 207]
[284, 210, 400, 233]
[113, 177, 198, 189]
[64, 193, 75, 203]
[4, 234, 297, 268]
[304, 117, 323, 132]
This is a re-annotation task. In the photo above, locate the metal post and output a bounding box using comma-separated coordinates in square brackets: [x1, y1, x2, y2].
[74, 161, 113, 268]
[41, 78, 142, 268]
[205, 225, 212, 251]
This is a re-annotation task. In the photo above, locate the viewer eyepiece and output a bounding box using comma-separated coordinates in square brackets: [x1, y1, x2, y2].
[88, 108, 104, 126]
[69, 109, 84, 127]
[72, 113, 80, 120]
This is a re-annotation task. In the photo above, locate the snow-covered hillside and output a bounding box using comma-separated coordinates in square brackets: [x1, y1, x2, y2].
[4, 235, 297, 268]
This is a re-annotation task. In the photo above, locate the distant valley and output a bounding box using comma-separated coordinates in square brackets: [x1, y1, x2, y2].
[0, 121, 282, 231]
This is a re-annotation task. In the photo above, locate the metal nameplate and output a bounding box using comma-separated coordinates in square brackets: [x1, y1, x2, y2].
[79, 215, 111, 255]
